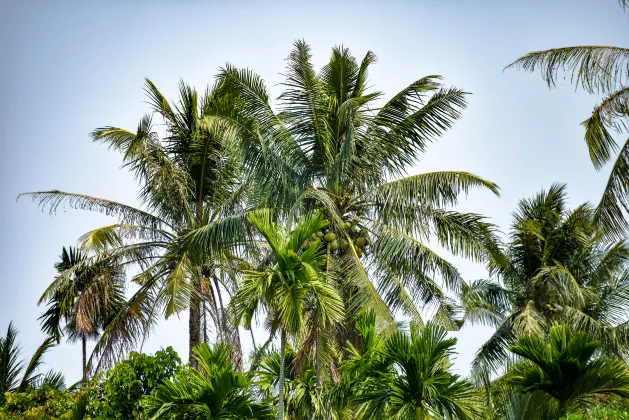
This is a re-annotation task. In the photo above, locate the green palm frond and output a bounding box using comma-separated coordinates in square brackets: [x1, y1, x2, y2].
[506, 46, 629, 95]
[582, 87, 629, 169]
[18, 191, 171, 229]
[594, 136, 629, 237]
[18, 336, 56, 391]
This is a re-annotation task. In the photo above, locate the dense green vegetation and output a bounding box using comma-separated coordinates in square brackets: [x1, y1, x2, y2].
[3, 2, 629, 417]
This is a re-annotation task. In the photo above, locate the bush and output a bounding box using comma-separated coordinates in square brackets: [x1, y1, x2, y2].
[87, 346, 181, 419]
[0, 388, 76, 419]
[565, 405, 629, 419]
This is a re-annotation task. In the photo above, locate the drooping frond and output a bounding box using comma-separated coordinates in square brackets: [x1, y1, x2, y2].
[582, 87, 629, 169]
[506, 46, 629, 95]
[18, 191, 171, 230]
[18, 337, 55, 391]
[594, 137, 629, 237]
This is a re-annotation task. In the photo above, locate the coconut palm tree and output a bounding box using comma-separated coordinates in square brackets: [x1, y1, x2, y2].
[39, 246, 126, 384]
[0, 322, 64, 405]
[507, 2, 629, 237]
[231, 210, 345, 420]
[463, 183, 629, 374]
[143, 342, 273, 419]
[507, 324, 629, 418]
[351, 321, 483, 419]
[198, 40, 501, 368]
[19, 79, 253, 370]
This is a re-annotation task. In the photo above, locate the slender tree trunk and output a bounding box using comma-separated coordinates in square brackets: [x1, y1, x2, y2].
[81, 336, 87, 386]
[559, 400, 568, 418]
[189, 277, 202, 368]
[202, 300, 208, 344]
[416, 406, 423, 420]
[278, 330, 287, 420]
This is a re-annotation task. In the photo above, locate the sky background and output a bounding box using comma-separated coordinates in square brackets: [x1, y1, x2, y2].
[1, 0, 627, 384]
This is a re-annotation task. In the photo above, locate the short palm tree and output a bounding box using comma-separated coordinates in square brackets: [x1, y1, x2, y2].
[0, 322, 64, 405]
[353, 322, 483, 419]
[463, 183, 629, 374]
[507, 2, 629, 236]
[20, 79, 252, 370]
[231, 210, 345, 420]
[508, 324, 629, 418]
[143, 342, 273, 419]
[39, 246, 126, 384]
[208, 40, 501, 369]
[254, 345, 319, 420]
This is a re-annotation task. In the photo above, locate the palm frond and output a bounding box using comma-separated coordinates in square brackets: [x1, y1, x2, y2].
[18, 191, 171, 230]
[19, 336, 55, 391]
[506, 46, 629, 95]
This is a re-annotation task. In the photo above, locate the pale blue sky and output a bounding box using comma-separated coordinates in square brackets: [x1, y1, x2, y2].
[1, 0, 627, 384]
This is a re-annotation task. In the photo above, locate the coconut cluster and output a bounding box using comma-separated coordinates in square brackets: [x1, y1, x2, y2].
[304, 219, 370, 257]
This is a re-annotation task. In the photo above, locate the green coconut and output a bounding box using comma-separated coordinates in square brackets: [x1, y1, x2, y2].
[339, 238, 349, 248]
[329, 240, 339, 251]
[316, 231, 324, 238]
[324, 231, 337, 242]
[356, 248, 363, 258]
[354, 237, 367, 248]
[344, 222, 352, 230]
[359, 228, 368, 237]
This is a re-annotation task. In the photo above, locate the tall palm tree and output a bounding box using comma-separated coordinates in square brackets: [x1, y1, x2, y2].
[143, 342, 273, 419]
[0, 322, 64, 405]
[39, 246, 126, 384]
[231, 210, 345, 420]
[199, 40, 500, 365]
[351, 321, 483, 419]
[507, 2, 629, 236]
[507, 324, 629, 418]
[20, 79, 253, 370]
[463, 183, 629, 374]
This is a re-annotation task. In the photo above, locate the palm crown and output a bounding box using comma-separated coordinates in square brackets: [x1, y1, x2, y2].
[20, 80, 253, 371]
[206, 40, 501, 348]
[463, 183, 629, 374]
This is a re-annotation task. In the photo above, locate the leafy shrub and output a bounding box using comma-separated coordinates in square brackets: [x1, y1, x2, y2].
[565, 405, 629, 419]
[87, 346, 181, 419]
[0, 388, 76, 419]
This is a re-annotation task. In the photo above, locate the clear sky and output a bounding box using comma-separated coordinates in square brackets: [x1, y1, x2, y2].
[1, 0, 627, 384]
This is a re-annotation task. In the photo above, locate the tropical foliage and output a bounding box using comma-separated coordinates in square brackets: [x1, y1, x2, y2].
[507, 23, 629, 238]
[463, 184, 629, 374]
[8, 8, 629, 418]
[0, 323, 65, 405]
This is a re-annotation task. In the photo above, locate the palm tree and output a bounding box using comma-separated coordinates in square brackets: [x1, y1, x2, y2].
[207, 41, 501, 361]
[507, 2, 629, 237]
[0, 322, 64, 405]
[143, 342, 273, 419]
[231, 210, 345, 420]
[352, 321, 483, 419]
[507, 324, 629, 418]
[463, 183, 629, 374]
[20, 79, 253, 370]
[39, 246, 126, 384]
[254, 344, 319, 420]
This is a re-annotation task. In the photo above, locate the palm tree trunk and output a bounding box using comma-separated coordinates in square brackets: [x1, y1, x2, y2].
[559, 400, 568, 418]
[278, 329, 287, 420]
[81, 336, 87, 386]
[189, 277, 201, 368]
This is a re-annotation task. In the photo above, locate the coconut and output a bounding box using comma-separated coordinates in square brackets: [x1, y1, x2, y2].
[339, 238, 349, 248]
[356, 248, 363, 258]
[316, 231, 324, 238]
[344, 222, 352, 230]
[354, 237, 367, 247]
[359, 228, 368, 237]
[324, 232, 337, 242]
[329, 240, 339, 251]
